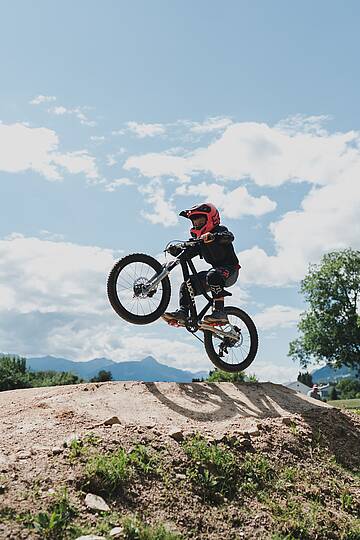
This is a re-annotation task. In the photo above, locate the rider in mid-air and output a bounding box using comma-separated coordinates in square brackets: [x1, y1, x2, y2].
[162, 203, 241, 326]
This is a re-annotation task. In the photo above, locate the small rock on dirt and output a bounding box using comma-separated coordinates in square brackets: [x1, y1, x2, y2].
[109, 527, 123, 538]
[17, 451, 32, 460]
[242, 426, 260, 436]
[100, 416, 121, 426]
[168, 428, 184, 441]
[63, 433, 80, 447]
[0, 453, 11, 472]
[75, 536, 105, 540]
[52, 447, 63, 455]
[85, 493, 110, 512]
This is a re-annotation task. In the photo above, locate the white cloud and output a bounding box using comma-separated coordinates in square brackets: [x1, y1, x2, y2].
[254, 305, 302, 331]
[0, 234, 208, 371]
[139, 179, 178, 226]
[190, 116, 233, 133]
[90, 135, 105, 142]
[125, 117, 360, 285]
[39, 230, 65, 241]
[124, 118, 360, 187]
[111, 129, 125, 136]
[30, 95, 57, 105]
[48, 105, 96, 127]
[125, 153, 190, 182]
[0, 122, 100, 182]
[54, 150, 99, 181]
[176, 182, 276, 218]
[127, 121, 166, 138]
[52, 106, 67, 115]
[0, 234, 114, 315]
[275, 114, 331, 136]
[105, 178, 134, 191]
[238, 171, 360, 286]
[106, 155, 117, 166]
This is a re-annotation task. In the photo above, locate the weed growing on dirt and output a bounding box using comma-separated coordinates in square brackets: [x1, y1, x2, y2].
[182, 433, 238, 502]
[289, 421, 298, 435]
[0, 507, 16, 522]
[84, 448, 132, 496]
[240, 453, 275, 495]
[122, 515, 182, 539]
[68, 433, 102, 460]
[128, 443, 161, 476]
[340, 489, 354, 512]
[82, 443, 161, 496]
[25, 489, 77, 539]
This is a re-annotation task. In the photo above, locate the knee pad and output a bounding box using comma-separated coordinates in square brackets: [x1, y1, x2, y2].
[206, 269, 225, 297]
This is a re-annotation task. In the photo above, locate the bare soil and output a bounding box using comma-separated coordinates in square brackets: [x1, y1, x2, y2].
[0, 382, 359, 539]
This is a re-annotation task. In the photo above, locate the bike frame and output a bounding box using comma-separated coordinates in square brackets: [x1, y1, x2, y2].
[144, 245, 238, 338]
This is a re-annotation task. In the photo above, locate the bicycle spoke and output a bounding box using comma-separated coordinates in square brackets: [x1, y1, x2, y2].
[114, 259, 166, 318]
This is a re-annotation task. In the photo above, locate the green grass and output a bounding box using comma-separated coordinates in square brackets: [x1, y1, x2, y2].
[328, 398, 360, 409]
[182, 434, 276, 503]
[25, 489, 77, 540]
[182, 433, 239, 502]
[240, 453, 274, 495]
[83, 443, 160, 497]
[128, 443, 161, 476]
[122, 516, 182, 540]
[67, 433, 102, 460]
[84, 448, 133, 496]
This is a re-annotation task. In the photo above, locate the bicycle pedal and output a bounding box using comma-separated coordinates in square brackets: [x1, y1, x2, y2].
[203, 321, 227, 327]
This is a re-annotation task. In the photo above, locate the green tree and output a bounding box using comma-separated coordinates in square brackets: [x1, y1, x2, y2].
[335, 378, 360, 400]
[28, 370, 83, 387]
[0, 356, 83, 391]
[90, 370, 113, 383]
[0, 356, 29, 391]
[328, 386, 338, 401]
[297, 371, 313, 387]
[289, 249, 360, 370]
[205, 369, 258, 383]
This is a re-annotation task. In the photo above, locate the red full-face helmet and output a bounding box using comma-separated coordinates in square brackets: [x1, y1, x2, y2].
[179, 203, 220, 238]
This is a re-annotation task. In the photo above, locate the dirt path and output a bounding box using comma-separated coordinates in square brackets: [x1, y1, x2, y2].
[0, 381, 329, 456]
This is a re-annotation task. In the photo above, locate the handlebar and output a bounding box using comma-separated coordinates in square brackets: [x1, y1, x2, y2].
[164, 239, 202, 253]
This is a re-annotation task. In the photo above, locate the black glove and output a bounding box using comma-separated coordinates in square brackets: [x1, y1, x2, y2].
[168, 244, 182, 257]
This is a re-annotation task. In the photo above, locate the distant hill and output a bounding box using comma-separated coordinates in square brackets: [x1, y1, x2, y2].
[24, 355, 208, 383]
[311, 364, 359, 384]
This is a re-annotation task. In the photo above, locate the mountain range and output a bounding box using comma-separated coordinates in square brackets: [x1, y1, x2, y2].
[311, 364, 359, 384]
[23, 355, 208, 383]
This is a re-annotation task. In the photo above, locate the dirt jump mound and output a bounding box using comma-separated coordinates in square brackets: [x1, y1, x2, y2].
[0, 382, 359, 539]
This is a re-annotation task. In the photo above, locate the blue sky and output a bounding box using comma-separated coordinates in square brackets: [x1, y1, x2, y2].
[1, 1, 360, 381]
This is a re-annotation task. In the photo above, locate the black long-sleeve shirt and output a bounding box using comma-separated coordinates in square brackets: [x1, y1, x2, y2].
[186, 225, 239, 268]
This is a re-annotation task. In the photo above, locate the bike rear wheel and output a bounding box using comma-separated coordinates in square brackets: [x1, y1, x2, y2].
[107, 253, 171, 325]
[204, 306, 258, 372]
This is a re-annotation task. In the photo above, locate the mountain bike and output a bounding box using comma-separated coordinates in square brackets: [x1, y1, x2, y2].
[107, 240, 258, 372]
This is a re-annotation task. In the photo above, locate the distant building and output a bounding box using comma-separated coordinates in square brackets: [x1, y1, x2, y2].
[284, 381, 311, 395]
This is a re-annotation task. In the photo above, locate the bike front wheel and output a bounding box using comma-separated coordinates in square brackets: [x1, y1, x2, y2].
[204, 306, 258, 372]
[107, 253, 171, 325]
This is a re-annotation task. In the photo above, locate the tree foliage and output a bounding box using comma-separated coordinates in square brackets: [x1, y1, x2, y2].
[0, 356, 30, 391]
[0, 356, 83, 391]
[297, 371, 313, 387]
[335, 378, 360, 400]
[205, 369, 258, 383]
[289, 249, 360, 370]
[90, 370, 113, 383]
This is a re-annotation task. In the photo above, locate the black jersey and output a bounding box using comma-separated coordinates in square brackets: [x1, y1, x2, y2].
[187, 225, 239, 269]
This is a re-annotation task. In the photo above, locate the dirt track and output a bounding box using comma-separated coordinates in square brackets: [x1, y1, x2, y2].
[0, 381, 329, 456]
[1, 382, 360, 540]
